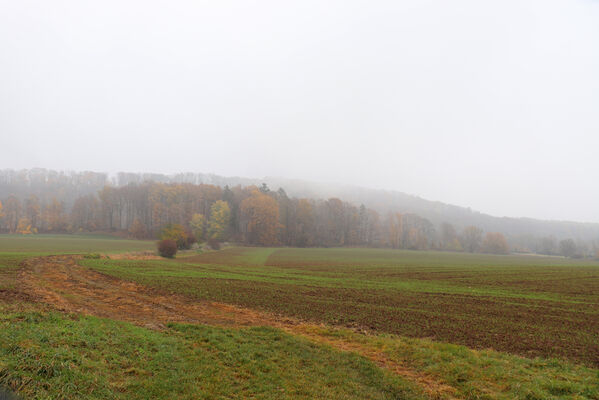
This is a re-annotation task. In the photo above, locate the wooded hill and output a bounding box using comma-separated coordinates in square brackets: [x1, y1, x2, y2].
[0, 168, 597, 256]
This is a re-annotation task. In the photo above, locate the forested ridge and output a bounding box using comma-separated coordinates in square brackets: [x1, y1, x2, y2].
[0, 168, 597, 257]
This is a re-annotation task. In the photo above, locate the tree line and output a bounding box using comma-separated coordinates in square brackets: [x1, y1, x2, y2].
[0, 181, 530, 255]
[2, 168, 599, 257]
[0, 175, 596, 257]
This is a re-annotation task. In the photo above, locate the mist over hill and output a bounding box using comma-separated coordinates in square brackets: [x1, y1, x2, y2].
[1, 168, 598, 248]
[115, 171, 599, 244]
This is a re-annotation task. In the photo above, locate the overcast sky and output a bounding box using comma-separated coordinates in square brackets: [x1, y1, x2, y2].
[1, 0, 598, 222]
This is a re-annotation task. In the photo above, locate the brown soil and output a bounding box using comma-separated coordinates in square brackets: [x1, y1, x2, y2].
[18, 255, 459, 399]
[0, 288, 32, 303]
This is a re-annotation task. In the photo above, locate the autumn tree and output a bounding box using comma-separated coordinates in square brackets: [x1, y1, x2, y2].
[16, 218, 34, 234]
[364, 209, 382, 247]
[25, 195, 41, 231]
[482, 232, 509, 254]
[3, 197, 18, 232]
[276, 188, 291, 245]
[129, 218, 148, 239]
[2, 196, 21, 233]
[387, 212, 403, 249]
[160, 223, 191, 249]
[71, 195, 100, 231]
[461, 226, 483, 253]
[190, 213, 206, 242]
[324, 198, 346, 246]
[294, 199, 314, 247]
[440, 222, 461, 251]
[43, 198, 68, 232]
[345, 206, 360, 246]
[208, 200, 231, 242]
[241, 190, 280, 245]
[222, 185, 239, 235]
[401, 214, 435, 250]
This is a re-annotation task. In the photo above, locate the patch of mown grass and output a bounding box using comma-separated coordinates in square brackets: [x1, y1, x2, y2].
[0, 303, 425, 400]
[300, 325, 599, 400]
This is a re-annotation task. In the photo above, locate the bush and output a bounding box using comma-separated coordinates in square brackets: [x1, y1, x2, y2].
[185, 232, 197, 249]
[157, 239, 177, 258]
[160, 224, 195, 250]
[207, 238, 221, 250]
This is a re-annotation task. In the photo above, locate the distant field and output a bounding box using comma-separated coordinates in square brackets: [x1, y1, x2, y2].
[0, 234, 154, 294]
[0, 234, 155, 253]
[85, 247, 599, 366]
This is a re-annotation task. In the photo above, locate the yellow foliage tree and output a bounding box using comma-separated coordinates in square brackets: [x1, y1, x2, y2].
[16, 218, 34, 235]
[208, 201, 231, 241]
[190, 213, 206, 242]
[241, 191, 280, 246]
[160, 223, 191, 250]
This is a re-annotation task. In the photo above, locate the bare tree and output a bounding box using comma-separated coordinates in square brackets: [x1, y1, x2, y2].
[559, 239, 577, 258]
[461, 226, 483, 253]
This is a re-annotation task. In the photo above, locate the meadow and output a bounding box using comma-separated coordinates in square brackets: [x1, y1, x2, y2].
[0, 234, 155, 253]
[1, 235, 599, 399]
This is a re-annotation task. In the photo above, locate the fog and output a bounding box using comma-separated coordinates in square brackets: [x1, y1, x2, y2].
[1, 0, 598, 222]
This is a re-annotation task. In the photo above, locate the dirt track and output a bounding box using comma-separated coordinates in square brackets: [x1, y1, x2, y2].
[18, 255, 459, 399]
[19, 255, 280, 330]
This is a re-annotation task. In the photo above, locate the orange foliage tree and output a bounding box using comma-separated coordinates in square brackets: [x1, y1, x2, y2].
[482, 232, 509, 254]
[129, 218, 148, 239]
[16, 218, 34, 234]
[241, 190, 280, 246]
[44, 198, 68, 232]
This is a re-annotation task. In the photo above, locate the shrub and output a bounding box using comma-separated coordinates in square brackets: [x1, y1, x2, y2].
[185, 232, 197, 249]
[160, 224, 194, 250]
[157, 239, 177, 258]
[207, 238, 221, 250]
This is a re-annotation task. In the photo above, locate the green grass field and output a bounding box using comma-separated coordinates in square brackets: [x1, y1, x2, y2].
[0, 303, 423, 400]
[2, 235, 599, 399]
[0, 234, 155, 253]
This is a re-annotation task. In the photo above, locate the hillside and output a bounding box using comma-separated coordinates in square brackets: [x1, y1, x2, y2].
[2, 168, 599, 244]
